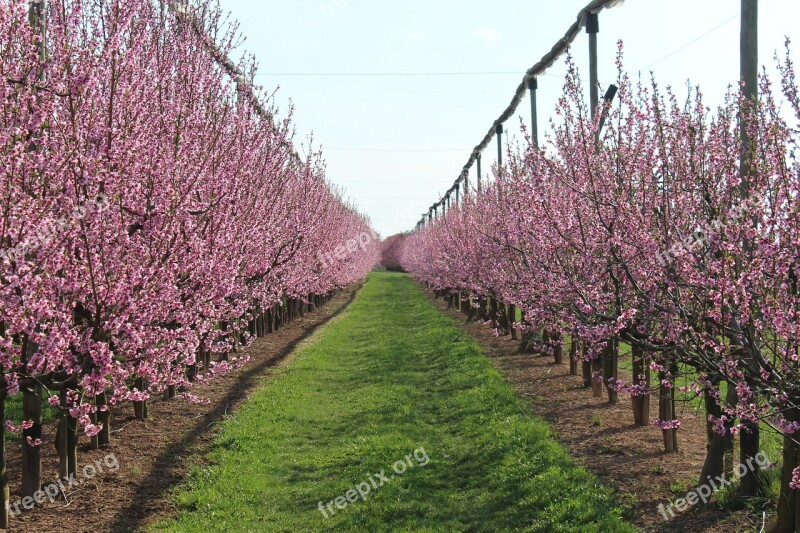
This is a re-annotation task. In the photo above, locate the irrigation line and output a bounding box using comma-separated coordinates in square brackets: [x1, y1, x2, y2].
[420, 0, 625, 226]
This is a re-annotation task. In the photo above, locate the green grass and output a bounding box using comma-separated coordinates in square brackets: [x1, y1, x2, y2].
[155, 272, 635, 532]
[4, 395, 58, 442]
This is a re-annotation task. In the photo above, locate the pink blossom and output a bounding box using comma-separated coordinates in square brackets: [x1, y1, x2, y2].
[791, 468, 800, 490]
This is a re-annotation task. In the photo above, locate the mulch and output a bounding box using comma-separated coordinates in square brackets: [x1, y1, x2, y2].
[421, 287, 766, 533]
[7, 283, 362, 533]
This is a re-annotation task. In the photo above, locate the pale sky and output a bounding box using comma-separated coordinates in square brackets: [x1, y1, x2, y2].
[219, 0, 800, 237]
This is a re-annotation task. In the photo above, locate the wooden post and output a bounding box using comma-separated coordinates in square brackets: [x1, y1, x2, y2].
[740, 0, 758, 201]
[569, 336, 578, 375]
[631, 345, 650, 425]
[586, 12, 600, 121]
[528, 78, 539, 149]
[0, 394, 8, 529]
[775, 405, 800, 532]
[488, 297, 499, 331]
[596, 84, 618, 143]
[476, 154, 482, 194]
[738, 0, 761, 498]
[581, 342, 592, 388]
[591, 357, 603, 397]
[22, 0, 47, 501]
[496, 124, 503, 167]
[507, 305, 517, 340]
[21, 383, 42, 493]
[58, 389, 78, 479]
[133, 377, 148, 420]
[21, 338, 42, 497]
[658, 365, 679, 453]
[28, 0, 46, 63]
[603, 337, 619, 404]
[553, 331, 563, 365]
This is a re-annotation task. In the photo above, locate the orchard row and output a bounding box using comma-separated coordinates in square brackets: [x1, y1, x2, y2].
[396, 48, 800, 531]
[0, 0, 377, 525]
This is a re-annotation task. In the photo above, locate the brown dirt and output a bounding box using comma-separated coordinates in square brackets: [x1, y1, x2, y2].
[422, 288, 767, 533]
[7, 283, 361, 533]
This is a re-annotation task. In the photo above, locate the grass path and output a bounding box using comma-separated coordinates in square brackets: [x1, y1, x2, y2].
[156, 272, 634, 532]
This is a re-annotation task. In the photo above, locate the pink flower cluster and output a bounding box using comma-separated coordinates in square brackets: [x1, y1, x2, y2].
[652, 419, 681, 431]
[401, 43, 800, 476]
[0, 0, 378, 435]
[791, 467, 800, 491]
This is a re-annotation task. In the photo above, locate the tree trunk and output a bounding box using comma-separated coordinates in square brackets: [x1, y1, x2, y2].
[581, 342, 593, 389]
[507, 305, 517, 340]
[591, 357, 603, 398]
[187, 362, 198, 384]
[569, 337, 579, 376]
[467, 299, 477, 323]
[602, 338, 619, 404]
[739, 419, 761, 496]
[659, 368, 678, 453]
[772, 407, 800, 532]
[498, 302, 509, 335]
[488, 297, 498, 330]
[96, 391, 110, 446]
[133, 377, 148, 420]
[0, 395, 9, 529]
[59, 389, 78, 479]
[552, 331, 563, 365]
[724, 382, 737, 479]
[21, 384, 42, 496]
[164, 385, 176, 400]
[630, 345, 650, 426]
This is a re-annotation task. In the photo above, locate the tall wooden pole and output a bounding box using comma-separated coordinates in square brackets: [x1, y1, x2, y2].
[496, 124, 504, 167]
[22, 0, 46, 501]
[476, 154, 482, 194]
[529, 78, 539, 149]
[587, 13, 599, 121]
[0, 395, 7, 530]
[740, 0, 757, 202]
[738, 0, 761, 499]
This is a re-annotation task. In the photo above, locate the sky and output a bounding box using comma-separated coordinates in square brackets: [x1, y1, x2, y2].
[218, 0, 800, 238]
